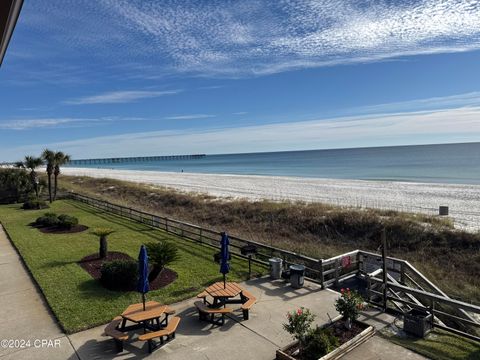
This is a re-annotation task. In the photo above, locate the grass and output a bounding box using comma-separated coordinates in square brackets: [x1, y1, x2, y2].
[0, 200, 266, 333]
[381, 328, 480, 360]
[58, 175, 480, 304]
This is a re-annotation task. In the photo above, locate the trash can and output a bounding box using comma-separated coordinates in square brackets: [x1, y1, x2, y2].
[404, 309, 432, 338]
[289, 264, 305, 289]
[269, 258, 283, 280]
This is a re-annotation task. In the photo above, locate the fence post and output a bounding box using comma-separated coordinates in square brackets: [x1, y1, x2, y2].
[165, 219, 169, 232]
[319, 259, 324, 289]
[199, 228, 203, 244]
[381, 229, 388, 312]
[366, 275, 371, 303]
[334, 258, 340, 287]
[400, 262, 406, 284]
[430, 298, 435, 328]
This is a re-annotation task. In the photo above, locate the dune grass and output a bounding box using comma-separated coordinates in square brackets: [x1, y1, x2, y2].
[58, 175, 480, 305]
[381, 328, 480, 360]
[0, 200, 265, 333]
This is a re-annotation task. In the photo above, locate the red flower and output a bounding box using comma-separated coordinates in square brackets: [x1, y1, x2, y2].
[297, 308, 303, 316]
[340, 288, 345, 293]
[346, 288, 350, 292]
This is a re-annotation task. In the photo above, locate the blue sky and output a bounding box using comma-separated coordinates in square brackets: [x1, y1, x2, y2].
[1, 0, 480, 161]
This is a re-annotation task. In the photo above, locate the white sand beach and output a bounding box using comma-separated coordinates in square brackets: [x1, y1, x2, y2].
[63, 167, 480, 231]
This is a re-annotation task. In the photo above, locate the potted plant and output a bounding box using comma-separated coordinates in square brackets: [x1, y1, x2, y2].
[334, 288, 364, 329]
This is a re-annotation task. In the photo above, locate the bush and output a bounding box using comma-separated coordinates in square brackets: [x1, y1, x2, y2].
[283, 307, 316, 348]
[0, 168, 33, 204]
[303, 327, 339, 360]
[335, 288, 364, 321]
[22, 199, 49, 210]
[35, 212, 59, 227]
[57, 214, 78, 229]
[100, 260, 138, 291]
[145, 241, 179, 282]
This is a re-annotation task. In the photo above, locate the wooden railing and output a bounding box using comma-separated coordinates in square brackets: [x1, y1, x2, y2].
[65, 192, 323, 281]
[63, 192, 480, 340]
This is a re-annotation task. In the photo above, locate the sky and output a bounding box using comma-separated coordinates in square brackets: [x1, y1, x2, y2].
[1, 0, 480, 161]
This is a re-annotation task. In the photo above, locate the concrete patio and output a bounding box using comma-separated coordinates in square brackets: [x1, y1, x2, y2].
[0, 225, 425, 360]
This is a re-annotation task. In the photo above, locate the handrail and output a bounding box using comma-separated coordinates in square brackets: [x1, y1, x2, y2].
[370, 277, 480, 315]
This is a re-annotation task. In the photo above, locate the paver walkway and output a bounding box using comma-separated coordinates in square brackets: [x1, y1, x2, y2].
[0, 224, 426, 360]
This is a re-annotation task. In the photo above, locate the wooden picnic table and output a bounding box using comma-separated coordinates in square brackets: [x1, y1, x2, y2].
[205, 282, 244, 307]
[119, 301, 174, 331]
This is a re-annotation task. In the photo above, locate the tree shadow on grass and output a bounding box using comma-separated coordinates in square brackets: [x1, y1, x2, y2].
[76, 278, 130, 301]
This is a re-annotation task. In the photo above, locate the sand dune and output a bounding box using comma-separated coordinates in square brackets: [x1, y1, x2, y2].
[63, 167, 480, 231]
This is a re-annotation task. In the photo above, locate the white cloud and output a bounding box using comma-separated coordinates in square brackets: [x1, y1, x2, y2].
[0, 116, 150, 130]
[3, 106, 480, 161]
[0, 118, 79, 130]
[354, 91, 480, 115]
[164, 114, 215, 120]
[64, 90, 181, 105]
[16, 0, 480, 78]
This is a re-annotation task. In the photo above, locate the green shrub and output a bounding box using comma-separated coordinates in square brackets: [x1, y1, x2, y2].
[100, 260, 138, 291]
[303, 327, 339, 360]
[335, 288, 364, 321]
[35, 212, 59, 227]
[0, 168, 33, 204]
[145, 241, 179, 282]
[57, 214, 78, 229]
[22, 199, 49, 210]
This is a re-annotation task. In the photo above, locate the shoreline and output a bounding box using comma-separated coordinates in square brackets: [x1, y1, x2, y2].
[62, 167, 480, 231]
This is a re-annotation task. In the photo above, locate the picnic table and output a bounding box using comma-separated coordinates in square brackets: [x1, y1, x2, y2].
[195, 282, 257, 324]
[104, 301, 179, 353]
[119, 300, 174, 332]
[204, 282, 244, 307]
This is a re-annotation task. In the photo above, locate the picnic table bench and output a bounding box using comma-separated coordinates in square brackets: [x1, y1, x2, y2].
[194, 301, 233, 325]
[139, 316, 181, 353]
[103, 316, 129, 352]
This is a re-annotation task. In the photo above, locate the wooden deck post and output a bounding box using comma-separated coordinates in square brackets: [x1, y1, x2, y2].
[334, 258, 340, 287]
[381, 229, 388, 312]
[319, 259, 324, 289]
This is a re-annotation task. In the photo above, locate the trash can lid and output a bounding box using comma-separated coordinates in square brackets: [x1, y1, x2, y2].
[269, 257, 282, 263]
[289, 264, 305, 271]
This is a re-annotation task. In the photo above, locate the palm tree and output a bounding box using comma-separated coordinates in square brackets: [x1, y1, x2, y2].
[53, 151, 71, 201]
[92, 228, 115, 259]
[15, 156, 44, 198]
[42, 149, 55, 203]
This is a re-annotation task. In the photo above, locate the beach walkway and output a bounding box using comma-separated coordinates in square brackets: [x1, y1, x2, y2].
[0, 224, 425, 359]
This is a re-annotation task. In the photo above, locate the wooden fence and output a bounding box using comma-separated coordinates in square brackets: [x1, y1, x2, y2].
[63, 192, 480, 340]
[65, 192, 322, 281]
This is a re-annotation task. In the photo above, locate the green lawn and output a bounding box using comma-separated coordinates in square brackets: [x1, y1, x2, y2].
[0, 200, 265, 333]
[381, 328, 480, 360]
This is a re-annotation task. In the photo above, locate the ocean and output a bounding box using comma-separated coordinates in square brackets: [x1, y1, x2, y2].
[68, 142, 480, 185]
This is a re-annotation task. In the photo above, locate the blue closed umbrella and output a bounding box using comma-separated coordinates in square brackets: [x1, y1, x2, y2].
[137, 245, 149, 310]
[220, 232, 230, 288]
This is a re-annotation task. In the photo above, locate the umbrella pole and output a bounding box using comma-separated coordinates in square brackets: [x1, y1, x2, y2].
[142, 293, 146, 311]
[223, 274, 226, 289]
